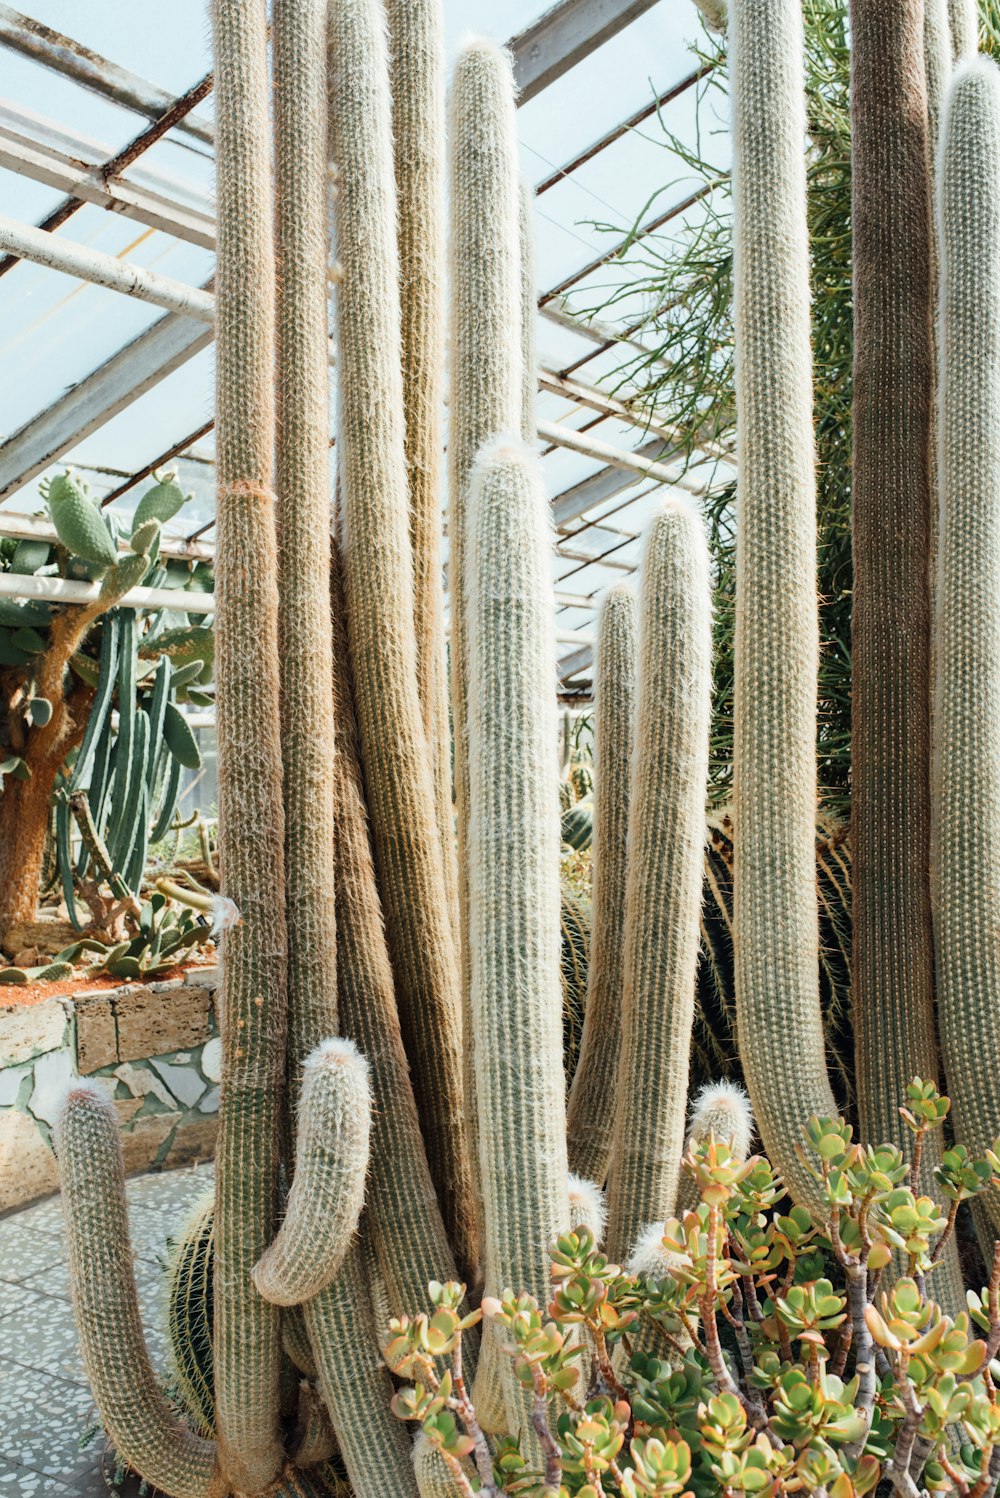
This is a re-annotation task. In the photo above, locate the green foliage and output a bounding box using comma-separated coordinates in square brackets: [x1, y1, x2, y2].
[390, 1085, 1000, 1498]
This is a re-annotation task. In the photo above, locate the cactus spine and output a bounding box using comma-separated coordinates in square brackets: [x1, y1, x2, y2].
[448, 40, 524, 1244]
[252, 1039, 371, 1306]
[934, 57, 1000, 1232]
[327, 0, 474, 1281]
[273, 0, 338, 1110]
[209, 0, 286, 1484]
[566, 583, 636, 1183]
[385, 0, 454, 875]
[54, 1084, 219, 1498]
[604, 502, 712, 1263]
[730, 0, 837, 1208]
[466, 437, 568, 1441]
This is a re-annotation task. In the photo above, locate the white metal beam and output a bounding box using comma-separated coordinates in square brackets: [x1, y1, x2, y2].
[0, 508, 214, 563]
[0, 301, 213, 502]
[0, 6, 214, 146]
[0, 570, 214, 614]
[0, 104, 216, 249]
[0, 214, 215, 321]
[509, 0, 661, 103]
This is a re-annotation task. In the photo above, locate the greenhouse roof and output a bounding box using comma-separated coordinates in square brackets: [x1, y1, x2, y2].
[0, 0, 734, 695]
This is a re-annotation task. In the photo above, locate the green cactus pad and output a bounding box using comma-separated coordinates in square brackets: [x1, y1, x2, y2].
[9, 538, 52, 574]
[163, 703, 202, 769]
[47, 472, 118, 567]
[130, 519, 162, 557]
[131, 475, 187, 533]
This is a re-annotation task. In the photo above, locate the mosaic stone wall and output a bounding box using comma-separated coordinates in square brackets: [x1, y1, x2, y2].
[0, 968, 220, 1213]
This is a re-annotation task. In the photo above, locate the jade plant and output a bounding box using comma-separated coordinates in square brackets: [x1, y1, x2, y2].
[0, 465, 211, 945]
[390, 1085, 1000, 1498]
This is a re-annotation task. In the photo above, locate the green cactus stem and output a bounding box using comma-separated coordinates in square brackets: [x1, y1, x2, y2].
[604, 502, 712, 1264]
[566, 583, 636, 1184]
[328, 538, 461, 1325]
[730, 0, 837, 1210]
[385, 0, 454, 879]
[850, 0, 948, 1212]
[448, 37, 524, 1264]
[328, 0, 474, 1282]
[273, 0, 338, 1119]
[209, 0, 287, 1486]
[252, 1038, 371, 1307]
[466, 436, 569, 1442]
[934, 56, 1000, 1234]
[54, 1083, 220, 1498]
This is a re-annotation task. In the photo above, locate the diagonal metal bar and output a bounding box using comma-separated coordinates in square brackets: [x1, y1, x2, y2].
[509, 0, 662, 103]
[0, 5, 214, 145]
[0, 293, 213, 501]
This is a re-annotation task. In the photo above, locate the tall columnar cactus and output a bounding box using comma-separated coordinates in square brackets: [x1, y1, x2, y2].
[604, 502, 712, 1264]
[328, 538, 462, 1325]
[949, 0, 979, 56]
[850, 0, 947, 1208]
[272, 0, 338, 1112]
[566, 583, 636, 1183]
[385, 0, 454, 876]
[934, 56, 1000, 1233]
[328, 0, 474, 1281]
[55, 1084, 219, 1498]
[926, 0, 955, 150]
[730, 0, 837, 1209]
[466, 436, 569, 1441]
[252, 1039, 371, 1307]
[209, 0, 287, 1486]
[448, 39, 524, 1233]
[519, 177, 537, 443]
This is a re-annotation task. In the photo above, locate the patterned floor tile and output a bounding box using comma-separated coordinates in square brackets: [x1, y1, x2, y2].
[0, 1362, 98, 1483]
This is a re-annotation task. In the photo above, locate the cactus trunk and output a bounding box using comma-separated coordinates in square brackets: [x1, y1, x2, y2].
[327, 0, 474, 1282]
[605, 502, 712, 1263]
[934, 56, 1000, 1233]
[273, 0, 338, 1114]
[209, 0, 287, 1485]
[566, 583, 636, 1183]
[466, 437, 569, 1442]
[850, 0, 952, 1246]
[730, 0, 837, 1209]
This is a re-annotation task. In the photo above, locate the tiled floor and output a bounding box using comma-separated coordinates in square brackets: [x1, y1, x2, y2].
[0, 1164, 214, 1495]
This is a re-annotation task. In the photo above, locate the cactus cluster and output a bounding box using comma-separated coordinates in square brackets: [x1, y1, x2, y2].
[46, 0, 1000, 1495]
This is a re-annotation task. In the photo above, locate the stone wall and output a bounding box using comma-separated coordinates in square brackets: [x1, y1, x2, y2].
[0, 967, 220, 1213]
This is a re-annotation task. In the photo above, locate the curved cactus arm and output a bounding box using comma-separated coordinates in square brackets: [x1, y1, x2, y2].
[730, 0, 836, 1210]
[934, 57, 1000, 1232]
[328, 538, 462, 1327]
[54, 1083, 221, 1498]
[466, 437, 569, 1442]
[328, 0, 474, 1282]
[385, 0, 454, 879]
[252, 1038, 371, 1307]
[851, 0, 948, 1211]
[948, 0, 979, 57]
[273, 0, 338, 1117]
[566, 583, 636, 1183]
[604, 502, 712, 1264]
[448, 37, 524, 1272]
[209, 0, 287, 1486]
[304, 1241, 421, 1498]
